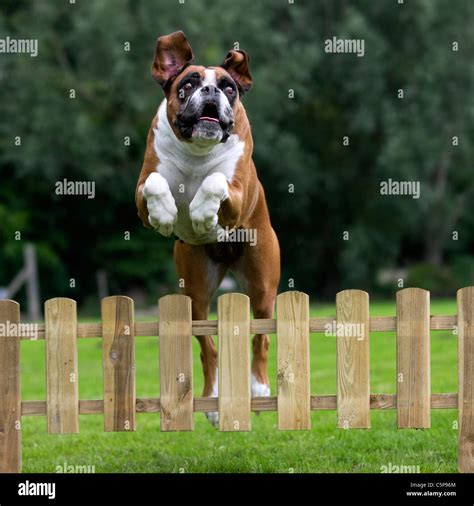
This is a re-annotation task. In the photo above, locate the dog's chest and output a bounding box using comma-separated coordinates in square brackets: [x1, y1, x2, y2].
[157, 163, 204, 205]
[151, 103, 245, 243]
[155, 155, 232, 244]
[154, 141, 243, 204]
[152, 102, 245, 206]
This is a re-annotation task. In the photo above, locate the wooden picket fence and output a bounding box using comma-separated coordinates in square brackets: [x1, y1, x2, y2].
[0, 288, 473, 473]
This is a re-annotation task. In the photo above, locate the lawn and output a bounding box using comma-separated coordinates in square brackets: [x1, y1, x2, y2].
[20, 299, 459, 473]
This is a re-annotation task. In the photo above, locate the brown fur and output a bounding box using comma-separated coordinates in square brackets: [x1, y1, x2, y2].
[136, 31, 280, 399]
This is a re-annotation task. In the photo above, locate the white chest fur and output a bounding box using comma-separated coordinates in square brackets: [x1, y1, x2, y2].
[151, 100, 245, 244]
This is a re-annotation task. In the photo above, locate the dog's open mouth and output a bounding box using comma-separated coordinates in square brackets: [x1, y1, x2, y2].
[199, 103, 220, 123]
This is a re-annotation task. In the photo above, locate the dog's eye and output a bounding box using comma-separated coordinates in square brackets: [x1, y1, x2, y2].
[183, 82, 194, 92]
[224, 86, 235, 95]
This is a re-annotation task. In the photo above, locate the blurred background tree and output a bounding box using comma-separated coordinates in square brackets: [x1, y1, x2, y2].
[0, 0, 473, 308]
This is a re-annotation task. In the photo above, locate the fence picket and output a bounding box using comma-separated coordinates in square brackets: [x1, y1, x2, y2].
[45, 298, 79, 433]
[336, 290, 370, 428]
[0, 300, 21, 473]
[457, 287, 474, 473]
[159, 295, 193, 431]
[276, 291, 311, 430]
[218, 293, 251, 431]
[396, 288, 430, 428]
[102, 296, 136, 432]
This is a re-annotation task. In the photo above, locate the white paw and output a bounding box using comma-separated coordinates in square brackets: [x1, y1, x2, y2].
[251, 374, 270, 397]
[189, 172, 229, 235]
[206, 411, 219, 426]
[205, 369, 219, 427]
[143, 172, 177, 237]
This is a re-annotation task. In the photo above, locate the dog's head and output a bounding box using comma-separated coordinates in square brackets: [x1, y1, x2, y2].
[151, 31, 252, 146]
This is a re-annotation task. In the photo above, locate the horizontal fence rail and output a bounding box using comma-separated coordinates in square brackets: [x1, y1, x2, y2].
[0, 288, 473, 474]
[18, 392, 459, 415]
[14, 317, 460, 340]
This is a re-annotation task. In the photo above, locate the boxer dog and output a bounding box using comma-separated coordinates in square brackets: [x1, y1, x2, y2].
[135, 31, 280, 425]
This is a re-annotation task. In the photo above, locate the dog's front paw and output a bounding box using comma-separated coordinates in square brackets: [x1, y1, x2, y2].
[189, 172, 229, 235]
[143, 172, 178, 237]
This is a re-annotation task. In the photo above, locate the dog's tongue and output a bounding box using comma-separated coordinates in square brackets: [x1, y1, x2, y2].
[199, 116, 220, 123]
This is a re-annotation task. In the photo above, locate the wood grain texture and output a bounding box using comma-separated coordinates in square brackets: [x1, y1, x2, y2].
[20, 392, 458, 416]
[0, 300, 21, 472]
[159, 295, 193, 431]
[102, 296, 135, 432]
[457, 287, 474, 473]
[276, 291, 311, 430]
[396, 288, 431, 428]
[45, 298, 79, 434]
[336, 290, 370, 428]
[18, 314, 459, 340]
[218, 293, 251, 431]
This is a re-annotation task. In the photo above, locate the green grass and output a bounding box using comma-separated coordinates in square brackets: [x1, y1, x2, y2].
[21, 299, 459, 473]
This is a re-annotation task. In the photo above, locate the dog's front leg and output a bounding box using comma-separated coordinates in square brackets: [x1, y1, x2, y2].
[189, 172, 243, 234]
[189, 172, 229, 234]
[142, 172, 178, 237]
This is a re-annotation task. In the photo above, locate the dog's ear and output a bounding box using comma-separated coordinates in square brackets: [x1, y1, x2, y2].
[151, 31, 194, 88]
[221, 50, 252, 95]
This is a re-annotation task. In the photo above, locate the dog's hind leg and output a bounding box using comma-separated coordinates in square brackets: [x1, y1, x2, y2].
[231, 226, 280, 399]
[173, 240, 227, 426]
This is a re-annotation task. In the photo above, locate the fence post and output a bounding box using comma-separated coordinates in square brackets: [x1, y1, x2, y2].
[457, 287, 474, 473]
[396, 288, 431, 428]
[45, 298, 79, 433]
[159, 295, 193, 431]
[102, 296, 136, 432]
[276, 291, 311, 430]
[25, 244, 40, 322]
[336, 290, 370, 429]
[218, 293, 251, 431]
[0, 300, 21, 473]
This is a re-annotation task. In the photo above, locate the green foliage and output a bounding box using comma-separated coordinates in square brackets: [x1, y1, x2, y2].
[406, 262, 457, 295]
[0, 0, 473, 302]
[451, 255, 474, 287]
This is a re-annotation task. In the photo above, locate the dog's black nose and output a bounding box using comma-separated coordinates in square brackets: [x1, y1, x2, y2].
[201, 85, 218, 95]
